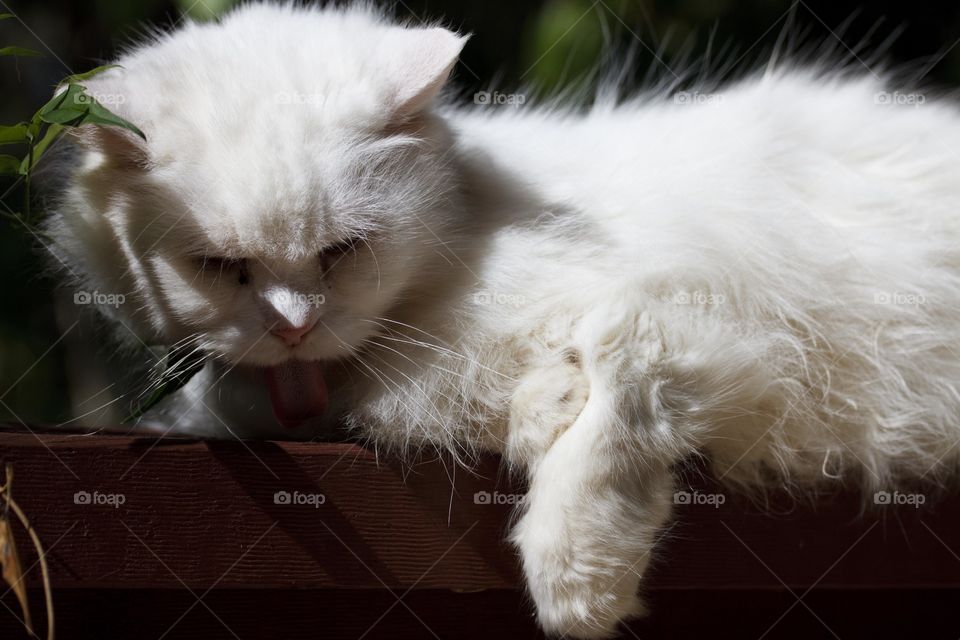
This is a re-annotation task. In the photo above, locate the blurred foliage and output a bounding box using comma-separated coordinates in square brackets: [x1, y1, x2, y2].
[175, 0, 237, 21]
[1, 0, 959, 425]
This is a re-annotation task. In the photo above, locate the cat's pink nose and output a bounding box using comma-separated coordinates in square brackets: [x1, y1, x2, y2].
[271, 321, 316, 347]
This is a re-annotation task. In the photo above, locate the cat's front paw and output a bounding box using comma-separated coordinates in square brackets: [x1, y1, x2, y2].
[536, 588, 645, 640]
[513, 511, 647, 638]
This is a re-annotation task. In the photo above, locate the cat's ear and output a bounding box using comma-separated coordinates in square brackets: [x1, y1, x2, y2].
[70, 125, 150, 171]
[383, 26, 469, 119]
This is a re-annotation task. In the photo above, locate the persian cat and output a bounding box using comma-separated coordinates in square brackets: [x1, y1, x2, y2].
[47, 3, 960, 637]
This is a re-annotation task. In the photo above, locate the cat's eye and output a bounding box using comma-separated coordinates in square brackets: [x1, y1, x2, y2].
[194, 256, 250, 285]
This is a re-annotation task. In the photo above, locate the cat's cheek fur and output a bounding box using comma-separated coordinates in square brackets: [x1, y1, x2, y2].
[148, 255, 221, 323]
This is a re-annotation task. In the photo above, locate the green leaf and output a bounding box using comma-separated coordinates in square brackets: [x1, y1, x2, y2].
[38, 84, 83, 114]
[0, 13, 15, 20]
[0, 46, 42, 57]
[58, 64, 121, 87]
[38, 84, 145, 140]
[0, 155, 23, 176]
[176, 0, 238, 20]
[0, 124, 29, 146]
[84, 99, 146, 139]
[36, 84, 88, 124]
[124, 345, 206, 422]
[31, 123, 63, 158]
[18, 124, 63, 174]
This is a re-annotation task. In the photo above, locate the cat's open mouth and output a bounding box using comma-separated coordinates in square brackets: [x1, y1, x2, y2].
[264, 360, 328, 429]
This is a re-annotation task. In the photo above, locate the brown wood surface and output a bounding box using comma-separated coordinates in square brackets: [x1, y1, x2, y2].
[4, 588, 960, 640]
[0, 428, 958, 592]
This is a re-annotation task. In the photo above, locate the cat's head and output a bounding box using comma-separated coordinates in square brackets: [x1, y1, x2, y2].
[52, 4, 468, 371]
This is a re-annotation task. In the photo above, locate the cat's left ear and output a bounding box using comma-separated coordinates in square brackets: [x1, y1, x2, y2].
[383, 27, 469, 119]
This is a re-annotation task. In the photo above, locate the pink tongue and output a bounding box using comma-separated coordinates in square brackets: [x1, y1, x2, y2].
[264, 361, 328, 429]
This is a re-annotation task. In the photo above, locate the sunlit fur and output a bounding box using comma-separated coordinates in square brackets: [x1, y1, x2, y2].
[48, 3, 960, 637]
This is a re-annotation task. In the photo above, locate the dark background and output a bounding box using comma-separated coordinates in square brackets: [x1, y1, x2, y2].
[2, 0, 959, 425]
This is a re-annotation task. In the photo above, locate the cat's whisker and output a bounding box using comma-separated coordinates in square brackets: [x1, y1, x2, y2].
[363, 335, 477, 385]
[359, 237, 382, 292]
[135, 335, 211, 405]
[369, 318, 515, 381]
[362, 338, 478, 424]
[339, 347, 373, 383]
[365, 317, 470, 358]
[361, 319, 459, 357]
[319, 322, 454, 432]
[350, 355, 431, 435]
[360, 348, 454, 435]
[358, 358, 465, 456]
[56, 393, 128, 428]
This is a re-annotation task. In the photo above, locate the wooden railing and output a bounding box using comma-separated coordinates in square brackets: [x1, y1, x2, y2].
[1, 427, 959, 638]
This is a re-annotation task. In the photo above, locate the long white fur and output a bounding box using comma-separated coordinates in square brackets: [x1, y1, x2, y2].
[46, 3, 960, 637]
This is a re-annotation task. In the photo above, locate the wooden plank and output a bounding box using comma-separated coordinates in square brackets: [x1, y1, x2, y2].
[0, 429, 958, 594]
[0, 432, 519, 590]
[3, 588, 960, 639]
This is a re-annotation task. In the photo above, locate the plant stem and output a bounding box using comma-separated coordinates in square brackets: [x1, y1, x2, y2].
[1, 467, 54, 640]
[23, 133, 33, 224]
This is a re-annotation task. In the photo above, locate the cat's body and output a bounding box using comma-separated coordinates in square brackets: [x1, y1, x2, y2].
[47, 4, 960, 637]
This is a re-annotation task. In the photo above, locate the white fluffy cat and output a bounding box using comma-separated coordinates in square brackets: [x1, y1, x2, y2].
[47, 3, 960, 637]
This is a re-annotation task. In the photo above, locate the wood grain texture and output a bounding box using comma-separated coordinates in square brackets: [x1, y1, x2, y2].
[0, 428, 958, 597]
[4, 588, 960, 640]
